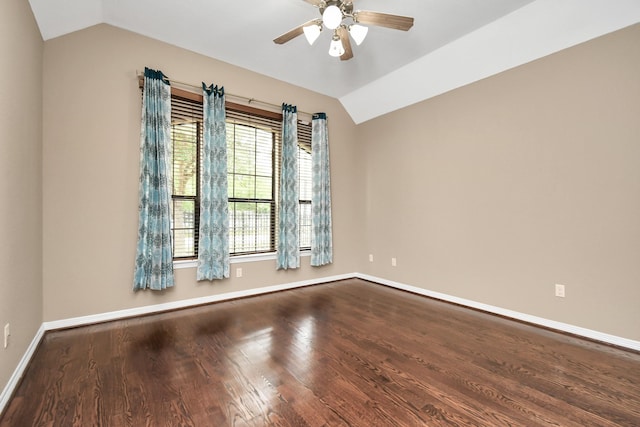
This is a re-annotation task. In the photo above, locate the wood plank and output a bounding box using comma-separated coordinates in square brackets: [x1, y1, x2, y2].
[2, 279, 640, 426]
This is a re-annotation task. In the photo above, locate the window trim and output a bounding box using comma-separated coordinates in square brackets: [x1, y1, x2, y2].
[173, 250, 311, 269]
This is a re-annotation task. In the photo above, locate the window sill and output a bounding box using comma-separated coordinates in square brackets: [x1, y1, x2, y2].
[173, 250, 311, 270]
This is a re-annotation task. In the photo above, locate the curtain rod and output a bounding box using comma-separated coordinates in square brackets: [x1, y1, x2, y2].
[136, 70, 313, 120]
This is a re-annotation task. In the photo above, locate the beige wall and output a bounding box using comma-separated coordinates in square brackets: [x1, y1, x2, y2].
[4, 9, 638, 399]
[0, 0, 43, 391]
[359, 23, 640, 341]
[42, 24, 362, 321]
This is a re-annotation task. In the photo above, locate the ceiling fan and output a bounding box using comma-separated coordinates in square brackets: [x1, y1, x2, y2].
[273, 0, 414, 61]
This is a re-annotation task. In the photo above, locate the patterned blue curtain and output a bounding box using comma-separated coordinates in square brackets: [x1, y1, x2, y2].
[197, 83, 229, 281]
[277, 104, 300, 269]
[133, 67, 174, 291]
[311, 113, 333, 266]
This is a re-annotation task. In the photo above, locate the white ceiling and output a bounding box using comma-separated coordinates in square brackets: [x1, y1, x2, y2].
[29, 0, 640, 123]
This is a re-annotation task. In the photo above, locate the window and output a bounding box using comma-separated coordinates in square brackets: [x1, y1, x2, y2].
[169, 88, 312, 259]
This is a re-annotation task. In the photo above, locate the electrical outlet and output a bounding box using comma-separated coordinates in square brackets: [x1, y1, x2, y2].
[369, 254, 374, 262]
[555, 284, 565, 298]
[4, 323, 9, 349]
[391, 257, 397, 267]
[236, 268, 243, 278]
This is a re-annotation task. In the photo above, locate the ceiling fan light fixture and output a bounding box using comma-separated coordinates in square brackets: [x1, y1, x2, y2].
[328, 33, 345, 57]
[303, 23, 322, 45]
[322, 5, 343, 30]
[349, 24, 368, 45]
[272, 1, 415, 61]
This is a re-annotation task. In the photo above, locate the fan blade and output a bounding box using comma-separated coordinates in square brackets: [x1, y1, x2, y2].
[354, 10, 414, 31]
[303, 0, 323, 5]
[337, 27, 353, 61]
[273, 20, 317, 44]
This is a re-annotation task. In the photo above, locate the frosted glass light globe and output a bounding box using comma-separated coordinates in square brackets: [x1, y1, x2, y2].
[303, 24, 321, 45]
[349, 24, 368, 45]
[322, 5, 342, 30]
[328, 35, 345, 57]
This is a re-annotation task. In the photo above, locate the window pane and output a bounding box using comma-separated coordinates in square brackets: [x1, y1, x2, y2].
[172, 199, 196, 257]
[255, 203, 272, 251]
[234, 174, 256, 199]
[300, 202, 311, 249]
[229, 201, 272, 254]
[255, 176, 272, 199]
[234, 125, 257, 175]
[228, 122, 274, 201]
[172, 122, 198, 197]
[299, 147, 312, 201]
[173, 229, 195, 258]
[173, 199, 195, 228]
[256, 134, 273, 175]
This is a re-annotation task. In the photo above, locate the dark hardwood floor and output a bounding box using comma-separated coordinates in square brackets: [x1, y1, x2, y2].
[2, 278, 640, 426]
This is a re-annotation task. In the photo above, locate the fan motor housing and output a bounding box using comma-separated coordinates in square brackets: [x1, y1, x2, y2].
[320, 1, 353, 17]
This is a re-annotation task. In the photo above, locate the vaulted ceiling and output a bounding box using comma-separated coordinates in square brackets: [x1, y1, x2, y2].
[29, 0, 640, 123]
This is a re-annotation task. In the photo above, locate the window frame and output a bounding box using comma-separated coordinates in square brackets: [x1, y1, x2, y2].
[225, 113, 278, 256]
[165, 86, 312, 261]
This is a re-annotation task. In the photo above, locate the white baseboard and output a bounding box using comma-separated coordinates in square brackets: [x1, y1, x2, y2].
[355, 273, 640, 352]
[42, 273, 354, 331]
[0, 324, 45, 415]
[3, 271, 639, 416]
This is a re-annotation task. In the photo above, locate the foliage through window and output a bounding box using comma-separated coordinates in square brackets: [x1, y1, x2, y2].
[169, 89, 311, 259]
